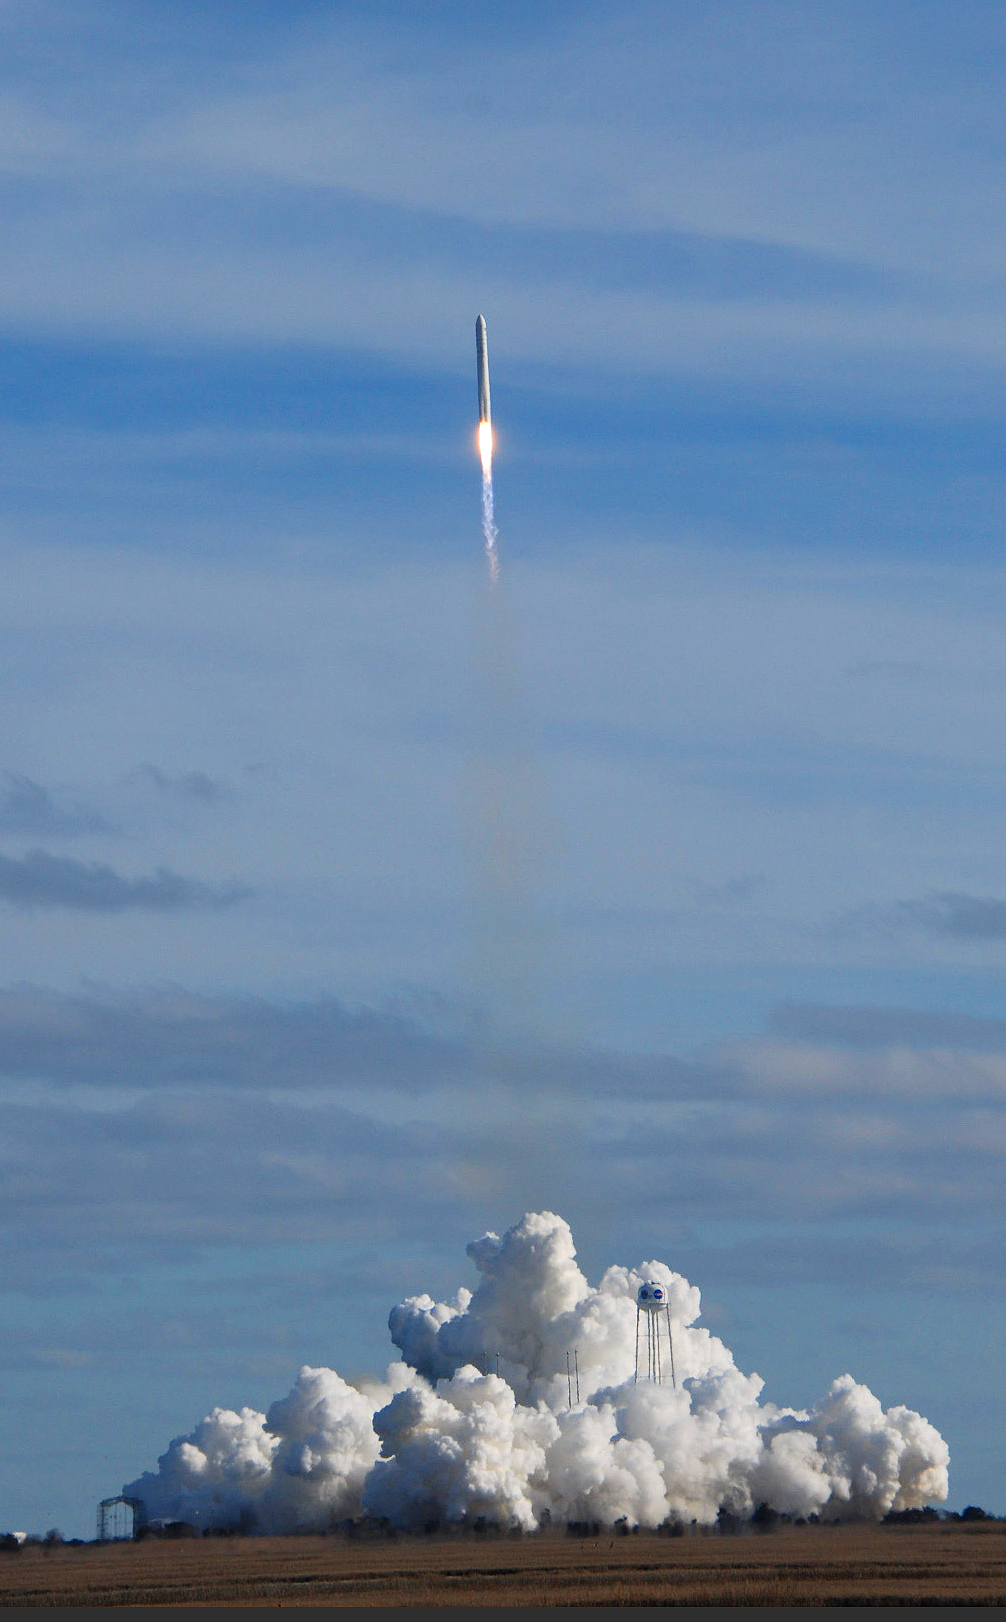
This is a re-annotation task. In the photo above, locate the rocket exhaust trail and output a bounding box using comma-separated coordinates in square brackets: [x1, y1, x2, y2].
[476, 315, 498, 581]
[481, 472, 498, 582]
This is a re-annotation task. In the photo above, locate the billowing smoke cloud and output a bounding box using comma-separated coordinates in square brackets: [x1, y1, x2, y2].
[124, 1212, 948, 1532]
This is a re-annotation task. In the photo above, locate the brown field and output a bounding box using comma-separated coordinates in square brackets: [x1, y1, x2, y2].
[0, 1520, 1004, 1608]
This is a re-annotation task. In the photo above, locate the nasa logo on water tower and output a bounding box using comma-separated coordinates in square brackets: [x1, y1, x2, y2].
[637, 1282, 665, 1310]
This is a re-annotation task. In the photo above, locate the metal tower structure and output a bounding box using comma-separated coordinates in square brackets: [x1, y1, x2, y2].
[634, 1281, 676, 1387]
[97, 1495, 146, 1541]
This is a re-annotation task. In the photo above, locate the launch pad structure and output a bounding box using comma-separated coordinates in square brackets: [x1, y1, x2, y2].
[97, 1495, 146, 1542]
[635, 1282, 676, 1387]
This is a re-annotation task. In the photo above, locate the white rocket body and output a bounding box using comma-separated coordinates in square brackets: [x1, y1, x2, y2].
[476, 314, 491, 426]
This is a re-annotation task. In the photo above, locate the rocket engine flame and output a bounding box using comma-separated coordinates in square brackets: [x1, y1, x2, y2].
[478, 420, 493, 478]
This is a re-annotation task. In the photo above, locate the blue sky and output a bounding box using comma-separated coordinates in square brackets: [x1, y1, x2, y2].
[2, 0, 1006, 1535]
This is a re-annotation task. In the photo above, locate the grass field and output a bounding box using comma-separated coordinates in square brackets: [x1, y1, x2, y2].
[0, 1520, 1003, 1607]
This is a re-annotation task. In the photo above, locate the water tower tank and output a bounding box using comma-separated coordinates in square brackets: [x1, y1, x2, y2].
[637, 1281, 666, 1311]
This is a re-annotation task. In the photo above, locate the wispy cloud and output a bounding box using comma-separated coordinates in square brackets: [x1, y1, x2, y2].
[843, 658, 941, 682]
[0, 850, 249, 911]
[831, 891, 1006, 947]
[129, 763, 228, 804]
[0, 984, 1003, 1299]
[0, 773, 114, 837]
[0, 3, 1002, 394]
[771, 1000, 1006, 1051]
[897, 891, 1006, 940]
[0, 985, 459, 1090]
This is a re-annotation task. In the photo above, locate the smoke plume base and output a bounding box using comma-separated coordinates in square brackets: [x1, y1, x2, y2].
[124, 1211, 948, 1535]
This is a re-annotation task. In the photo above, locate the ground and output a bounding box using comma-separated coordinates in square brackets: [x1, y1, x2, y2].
[0, 1520, 1003, 1607]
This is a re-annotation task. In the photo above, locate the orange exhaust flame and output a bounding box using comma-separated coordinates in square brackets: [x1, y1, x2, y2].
[478, 420, 493, 477]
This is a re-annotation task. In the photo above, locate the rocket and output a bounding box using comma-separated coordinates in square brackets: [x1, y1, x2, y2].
[475, 314, 495, 494]
[476, 314, 491, 427]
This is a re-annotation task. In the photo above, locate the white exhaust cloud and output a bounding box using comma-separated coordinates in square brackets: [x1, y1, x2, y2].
[481, 467, 498, 583]
[124, 1211, 948, 1532]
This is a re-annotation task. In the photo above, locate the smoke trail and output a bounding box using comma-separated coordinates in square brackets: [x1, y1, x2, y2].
[467, 334, 570, 1218]
[481, 470, 499, 582]
[464, 484, 563, 1074]
[124, 1210, 949, 1533]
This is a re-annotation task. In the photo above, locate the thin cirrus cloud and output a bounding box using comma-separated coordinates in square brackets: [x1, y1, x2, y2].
[771, 1000, 1006, 1052]
[898, 891, 1006, 941]
[833, 891, 1006, 945]
[0, 1008, 1002, 1284]
[0, 985, 462, 1092]
[1, 983, 1004, 1111]
[0, 3, 1004, 391]
[0, 767, 229, 843]
[0, 850, 249, 912]
[0, 773, 116, 838]
[0, 983, 1001, 1318]
[128, 763, 229, 803]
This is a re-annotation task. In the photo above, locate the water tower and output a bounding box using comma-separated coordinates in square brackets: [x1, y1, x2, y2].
[634, 1281, 676, 1387]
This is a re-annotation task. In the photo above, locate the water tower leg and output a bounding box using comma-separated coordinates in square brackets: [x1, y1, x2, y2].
[666, 1306, 676, 1389]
